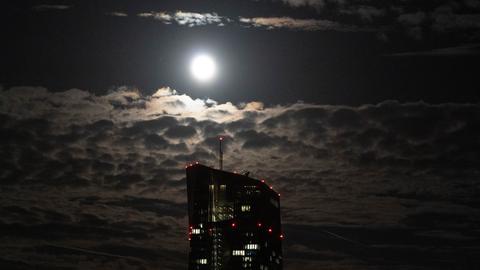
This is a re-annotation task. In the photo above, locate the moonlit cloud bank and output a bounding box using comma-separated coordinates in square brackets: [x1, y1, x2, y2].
[1, 87, 480, 269]
[136, 11, 360, 31]
[138, 11, 226, 27]
[238, 17, 360, 31]
[32, 1, 480, 47]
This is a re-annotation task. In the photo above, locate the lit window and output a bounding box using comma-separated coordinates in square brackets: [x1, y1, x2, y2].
[243, 256, 252, 262]
[232, 250, 245, 256]
[245, 244, 258, 250]
[243, 262, 252, 268]
[241, 205, 251, 212]
[196, 258, 207, 264]
[192, 228, 201, 234]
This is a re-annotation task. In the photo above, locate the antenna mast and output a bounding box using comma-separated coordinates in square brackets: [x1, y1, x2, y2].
[219, 136, 223, 170]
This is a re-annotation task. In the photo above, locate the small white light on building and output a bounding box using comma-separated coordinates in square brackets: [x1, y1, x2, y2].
[245, 244, 259, 250]
[241, 205, 251, 212]
[233, 250, 245, 256]
[196, 258, 207, 264]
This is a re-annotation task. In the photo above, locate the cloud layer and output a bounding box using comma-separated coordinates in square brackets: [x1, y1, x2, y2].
[239, 16, 361, 31]
[136, 10, 360, 32]
[1, 86, 480, 269]
[138, 11, 227, 27]
[130, 1, 480, 37]
[30, 0, 480, 49]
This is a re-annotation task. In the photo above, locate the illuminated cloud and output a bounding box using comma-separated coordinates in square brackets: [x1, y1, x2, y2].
[1, 86, 480, 269]
[138, 11, 173, 23]
[137, 10, 359, 31]
[239, 16, 360, 31]
[138, 11, 226, 27]
[106, 11, 128, 17]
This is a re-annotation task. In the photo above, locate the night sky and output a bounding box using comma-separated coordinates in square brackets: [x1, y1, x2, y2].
[1, 1, 480, 269]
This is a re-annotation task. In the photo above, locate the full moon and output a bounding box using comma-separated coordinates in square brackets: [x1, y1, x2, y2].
[190, 54, 216, 82]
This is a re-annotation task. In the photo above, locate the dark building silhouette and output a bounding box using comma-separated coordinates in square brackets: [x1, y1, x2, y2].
[186, 163, 283, 270]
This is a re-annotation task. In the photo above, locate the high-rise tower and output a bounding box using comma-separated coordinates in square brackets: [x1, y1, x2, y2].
[186, 164, 283, 270]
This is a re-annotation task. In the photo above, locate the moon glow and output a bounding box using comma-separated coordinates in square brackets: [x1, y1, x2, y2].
[190, 54, 216, 82]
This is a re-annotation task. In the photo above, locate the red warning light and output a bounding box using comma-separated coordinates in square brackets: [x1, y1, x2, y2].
[269, 186, 273, 189]
[189, 226, 193, 230]
[268, 228, 272, 233]
[278, 193, 281, 197]
[231, 222, 236, 228]
[219, 137, 224, 141]
[280, 234, 284, 239]
[261, 179, 265, 183]
[195, 161, 199, 165]
[257, 222, 262, 227]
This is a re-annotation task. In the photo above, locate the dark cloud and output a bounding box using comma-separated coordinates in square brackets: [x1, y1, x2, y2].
[144, 133, 170, 149]
[398, 11, 427, 26]
[280, 0, 326, 9]
[164, 125, 197, 139]
[126, 117, 178, 135]
[1, 87, 480, 269]
[341, 5, 386, 22]
[385, 43, 480, 56]
[266, 0, 480, 46]
[104, 196, 187, 218]
[33, 4, 71, 11]
[238, 130, 278, 149]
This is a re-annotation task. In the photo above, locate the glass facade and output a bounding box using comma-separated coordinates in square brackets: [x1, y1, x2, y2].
[187, 164, 283, 270]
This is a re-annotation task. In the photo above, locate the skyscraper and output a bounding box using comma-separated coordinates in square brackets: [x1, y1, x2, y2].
[186, 163, 283, 270]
